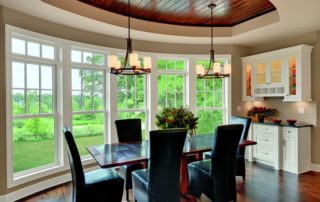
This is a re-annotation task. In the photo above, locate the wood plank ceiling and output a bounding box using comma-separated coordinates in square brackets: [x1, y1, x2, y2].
[79, 0, 276, 27]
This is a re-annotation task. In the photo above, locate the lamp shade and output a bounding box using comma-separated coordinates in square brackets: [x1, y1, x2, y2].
[129, 53, 139, 67]
[107, 55, 118, 68]
[143, 57, 152, 69]
[196, 64, 204, 75]
[115, 59, 121, 69]
[224, 64, 231, 74]
[213, 63, 221, 73]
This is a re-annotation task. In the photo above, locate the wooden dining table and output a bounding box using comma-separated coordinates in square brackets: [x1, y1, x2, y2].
[87, 134, 257, 199]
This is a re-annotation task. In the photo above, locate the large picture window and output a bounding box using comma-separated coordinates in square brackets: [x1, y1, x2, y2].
[157, 58, 186, 109]
[196, 59, 227, 134]
[11, 36, 58, 174]
[71, 49, 106, 156]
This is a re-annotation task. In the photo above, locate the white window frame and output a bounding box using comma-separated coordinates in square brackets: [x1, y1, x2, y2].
[116, 73, 149, 139]
[70, 47, 108, 160]
[195, 56, 231, 129]
[6, 26, 65, 188]
[156, 57, 188, 110]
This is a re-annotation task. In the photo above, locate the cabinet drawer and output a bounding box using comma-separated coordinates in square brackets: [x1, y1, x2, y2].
[256, 134, 274, 147]
[283, 127, 297, 136]
[254, 124, 274, 134]
[254, 146, 274, 162]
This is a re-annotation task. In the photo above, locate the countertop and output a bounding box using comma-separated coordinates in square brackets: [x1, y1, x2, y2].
[252, 121, 312, 128]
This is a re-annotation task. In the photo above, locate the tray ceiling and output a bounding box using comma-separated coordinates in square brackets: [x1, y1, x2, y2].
[79, 0, 276, 27]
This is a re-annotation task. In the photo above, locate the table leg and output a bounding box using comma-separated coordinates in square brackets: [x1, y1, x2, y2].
[180, 156, 188, 195]
[180, 156, 197, 202]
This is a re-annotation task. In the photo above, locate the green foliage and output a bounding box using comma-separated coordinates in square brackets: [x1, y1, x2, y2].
[13, 117, 54, 142]
[156, 106, 198, 134]
[157, 59, 185, 70]
[158, 75, 184, 109]
[196, 110, 223, 135]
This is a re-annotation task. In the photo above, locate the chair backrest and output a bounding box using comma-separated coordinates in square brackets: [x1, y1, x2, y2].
[63, 127, 85, 199]
[229, 116, 252, 156]
[210, 124, 243, 202]
[148, 128, 187, 202]
[115, 119, 142, 142]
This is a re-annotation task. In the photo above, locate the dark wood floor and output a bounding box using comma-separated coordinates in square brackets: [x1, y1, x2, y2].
[18, 162, 320, 202]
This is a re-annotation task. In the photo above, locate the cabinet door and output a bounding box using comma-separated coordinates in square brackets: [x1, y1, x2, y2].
[242, 63, 263, 101]
[270, 59, 283, 85]
[245, 64, 252, 97]
[283, 135, 296, 166]
[255, 62, 267, 86]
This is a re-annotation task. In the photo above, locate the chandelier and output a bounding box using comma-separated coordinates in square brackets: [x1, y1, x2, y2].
[196, 1, 231, 79]
[107, 0, 151, 75]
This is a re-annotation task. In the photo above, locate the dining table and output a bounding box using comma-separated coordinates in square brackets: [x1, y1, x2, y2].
[87, 134, 257, 200]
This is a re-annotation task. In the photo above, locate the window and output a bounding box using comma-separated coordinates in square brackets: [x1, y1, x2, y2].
[117, 75, 147, 139]
[10, 36, 58, 174]
[71, 49, 106, 156]
[157, 58, 186, 109]
[196, 59, 227, 134]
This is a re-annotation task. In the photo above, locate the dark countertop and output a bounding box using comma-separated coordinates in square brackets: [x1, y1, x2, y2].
[252, 121, 312, 128]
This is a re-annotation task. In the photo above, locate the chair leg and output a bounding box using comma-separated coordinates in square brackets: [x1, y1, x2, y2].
[242, 174, 245, 181]
[126, 189, 130, 201]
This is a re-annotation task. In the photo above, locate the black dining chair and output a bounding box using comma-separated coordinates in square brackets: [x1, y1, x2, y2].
[204, 116, 252, 180]
[132, 128, 187, 202]
[115, 119, 145, 201]
[188, 124, 243, 202]
[63, 127, 124, 202]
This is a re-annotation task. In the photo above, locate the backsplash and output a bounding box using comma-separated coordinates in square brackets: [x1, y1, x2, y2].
[242, 97, 317, 126]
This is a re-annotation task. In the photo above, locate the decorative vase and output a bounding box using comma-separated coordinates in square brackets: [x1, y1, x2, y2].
[258, 115, 265, 123]
[187, 129, 196, 141]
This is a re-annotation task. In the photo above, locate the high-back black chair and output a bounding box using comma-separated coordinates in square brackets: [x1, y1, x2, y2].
[230, 116, 251, 180]
[115, 119, 144, 201]
[132, 128, 187, 202]
[204, 116, 251, 180]
[63, 127, 124, 202]
[188, 124, 243, 202]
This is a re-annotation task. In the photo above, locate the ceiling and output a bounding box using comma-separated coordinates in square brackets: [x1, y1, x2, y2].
[79, 0, 276, 27]
[0, 0, 320, 46]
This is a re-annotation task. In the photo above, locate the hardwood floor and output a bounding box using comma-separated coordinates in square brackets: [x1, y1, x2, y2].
[18, 162, 320, 202]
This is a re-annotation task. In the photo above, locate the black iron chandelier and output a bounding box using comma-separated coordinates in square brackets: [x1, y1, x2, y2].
[196, 1, 231, 79]
[108, 0, 151, 75]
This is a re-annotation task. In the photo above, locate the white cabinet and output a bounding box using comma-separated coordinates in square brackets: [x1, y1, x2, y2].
[252, 124, 281, 169]
[248, 123, 311, 174]
[282, 127, 311, 174]
[242, 45, 313, 101]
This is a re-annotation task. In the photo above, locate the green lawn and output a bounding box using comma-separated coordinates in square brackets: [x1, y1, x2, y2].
[13, 135, 104, 173]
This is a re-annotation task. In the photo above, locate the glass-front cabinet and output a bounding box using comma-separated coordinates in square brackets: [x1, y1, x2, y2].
[270, 59, 283, 84]
[242, 45, 313, 102]
[242, 63, 263, 101]
[255, 63, 267, 85]
[288, 56, 297, 96]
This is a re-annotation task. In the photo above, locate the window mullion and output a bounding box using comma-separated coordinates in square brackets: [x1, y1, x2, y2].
[91, 70, 94, 110]
[24, 63, 27, 114]
[39, 65, 42, 114]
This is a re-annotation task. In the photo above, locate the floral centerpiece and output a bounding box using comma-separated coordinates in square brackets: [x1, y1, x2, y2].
[247, 106, 278, 122]
[155, 106, 199, 137]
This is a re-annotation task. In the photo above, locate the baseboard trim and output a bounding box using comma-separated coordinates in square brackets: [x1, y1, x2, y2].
[0, 166, 99, 202]
[310, 163, 320, 172]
